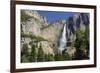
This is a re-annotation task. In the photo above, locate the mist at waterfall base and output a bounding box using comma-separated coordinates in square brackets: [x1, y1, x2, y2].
[58, 23, 67, 51]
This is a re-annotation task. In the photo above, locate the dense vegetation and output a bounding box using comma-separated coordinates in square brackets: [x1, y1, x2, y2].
[21, 10, 32, 22]
[21, 27, 89, 63]
[21, 42, 55, 62]
[21, 11, 89, 62]
[21, 43, 71, 62]
[74, 27, 89, 60]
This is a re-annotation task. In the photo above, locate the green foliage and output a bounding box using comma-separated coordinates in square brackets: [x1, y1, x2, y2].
[37, 44, 45, 62]
[21, 27, 90, 62]
[54, 53, 63, 61]
[21, 33, 48, 42]
[21, 27, 89, 62]
[62, 52, 72, 60]
[21, 10, 32, 22]
[44, 54, 54, 61]
[74, 27, 89, 60]
[21, 44, 30, 63]
[21, 55, 29, 63]
[21, 33, 55, 62]
[29, 43, 37, 62]
[62, 49, 73, 60]
[21, 44, 29, 56]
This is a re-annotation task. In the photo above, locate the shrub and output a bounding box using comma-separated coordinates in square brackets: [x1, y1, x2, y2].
[21, 10, 32, 22]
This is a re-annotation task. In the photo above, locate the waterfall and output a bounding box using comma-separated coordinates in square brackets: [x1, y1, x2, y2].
[58, 23, 67, 51]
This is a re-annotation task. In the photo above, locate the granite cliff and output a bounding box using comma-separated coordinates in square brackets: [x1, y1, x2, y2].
[21, 10, 90, 62]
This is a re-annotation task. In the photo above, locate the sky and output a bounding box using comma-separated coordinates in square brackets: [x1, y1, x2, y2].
[37, 10, 78, 23]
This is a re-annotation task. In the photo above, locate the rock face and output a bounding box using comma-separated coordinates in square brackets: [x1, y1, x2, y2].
[66, 13, 89, 43]
[41, 20, 66, 48]
[21, 10, 48, 36]
[21, 10, 90, 62]
[21, 10, 66, 55]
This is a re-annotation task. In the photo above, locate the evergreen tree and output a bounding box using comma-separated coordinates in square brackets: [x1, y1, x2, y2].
[74, 28, 89, 60]
[45, 54, 54, 61]
[37, 44, 45, 62]
[62, 50, 72, 60]
[63, 52, 72, 60]
[54, 53, 63, 61]
[21, 10, 32, 22]
[21, 44, 29, 62]
[29, 43, 37, 62]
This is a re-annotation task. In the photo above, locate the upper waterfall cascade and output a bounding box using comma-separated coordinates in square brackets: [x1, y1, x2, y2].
[59, 23, 67, 51]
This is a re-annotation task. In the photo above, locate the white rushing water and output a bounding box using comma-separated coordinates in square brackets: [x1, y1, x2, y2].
[59, 23, 67, 51]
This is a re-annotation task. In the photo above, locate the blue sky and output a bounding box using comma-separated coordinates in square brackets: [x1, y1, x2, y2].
[37, 10, 78, 23]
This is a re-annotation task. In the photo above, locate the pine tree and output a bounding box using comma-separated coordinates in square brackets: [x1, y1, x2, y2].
[74, 27, 89, 60]
[37, 44, 45, 62]
[21, 44, 29, 62]
[54, 53, 63, 61]
[45, 54, 54, 61]
[29, 43, 37, 62]
[63, 52, 71, 60]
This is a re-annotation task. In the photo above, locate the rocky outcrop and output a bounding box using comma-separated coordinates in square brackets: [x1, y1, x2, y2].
[21, 10, 90, 60]
[41, 20, 66, 48]
[21, 10, 65, 55]
[21, 10, 48, 36]
[66, 13, 89, 43]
